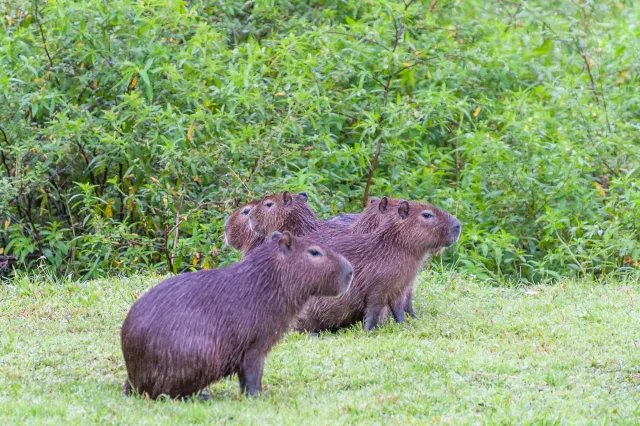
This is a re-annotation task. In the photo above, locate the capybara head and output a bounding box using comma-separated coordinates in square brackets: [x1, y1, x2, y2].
[224, 201, 265, 254]
[268, 231, 353, 296]
[378, 200, 461, 256]
[350, 196, 402, 233]
[249, 191, 317, 236]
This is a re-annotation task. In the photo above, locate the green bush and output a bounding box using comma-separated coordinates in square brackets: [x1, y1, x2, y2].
[1, 0, 638, 281]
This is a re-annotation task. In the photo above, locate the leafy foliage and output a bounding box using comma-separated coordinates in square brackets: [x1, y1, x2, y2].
[1, 0, 639, 281]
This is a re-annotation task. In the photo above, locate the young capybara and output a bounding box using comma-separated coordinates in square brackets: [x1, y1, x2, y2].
[225, 196, 358, 256]
[248, 191, 351, 240]
[293, 200, 461, 332]
[223, 201, 266, 255]
[121, 232, 353, 399]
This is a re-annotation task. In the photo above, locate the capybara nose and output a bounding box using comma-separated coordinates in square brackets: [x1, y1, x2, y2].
[452, 219, 461, 236]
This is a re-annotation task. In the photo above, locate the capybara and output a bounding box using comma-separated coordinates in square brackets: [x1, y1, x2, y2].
[246, 191, 357, 243]
[294, 200, 461, 332]
[225, 196, 357, 256]
[121, 232, 353, 399]
[223, 201, 266, 255]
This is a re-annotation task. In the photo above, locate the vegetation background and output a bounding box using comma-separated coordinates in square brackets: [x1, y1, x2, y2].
[1, 0, 639, 282]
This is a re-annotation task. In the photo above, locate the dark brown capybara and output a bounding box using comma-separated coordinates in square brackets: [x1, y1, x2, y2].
[121, 231, 353, 399]
[225, 195, 358, 256]
[293, 200, 461, 332]
[247, 190, 355, 242]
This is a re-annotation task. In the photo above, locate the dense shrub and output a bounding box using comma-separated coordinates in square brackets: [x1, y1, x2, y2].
[1, 0, 638, 281]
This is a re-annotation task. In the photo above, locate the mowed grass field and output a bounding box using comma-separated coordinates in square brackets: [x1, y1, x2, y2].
[1, 272, 639, 425]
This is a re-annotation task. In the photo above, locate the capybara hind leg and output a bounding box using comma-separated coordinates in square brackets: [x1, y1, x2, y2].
[123, 380, 132, 396]
[404, 287, 417, 318]
[389, 296, 406, 323]
[239, 346, 265, 396]
[364, 305, 384, 331]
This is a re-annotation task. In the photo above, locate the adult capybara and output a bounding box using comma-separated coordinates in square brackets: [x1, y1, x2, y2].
[347, 197, 426, 318]
[225, 195, 358, 256]
[121, 232, 353, 399]
[293, 200, 461, 332]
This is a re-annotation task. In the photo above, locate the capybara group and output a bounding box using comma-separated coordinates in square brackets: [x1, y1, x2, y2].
[121, 189, 460, 400]
[247, 193, 460, 331]
[121, 232, 353, 399]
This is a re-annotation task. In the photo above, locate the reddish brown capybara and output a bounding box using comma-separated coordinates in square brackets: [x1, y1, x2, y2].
[248, 191, 354, 241]
[121, 231, 353, 399]
[347, 196, 431, 319]
[292, 200, 461, 332]
[225, 196, 358, 256]
[223, 201, 266, 256]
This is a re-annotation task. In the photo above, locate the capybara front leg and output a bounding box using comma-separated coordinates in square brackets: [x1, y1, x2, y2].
[239, 346, 265, 396]
[363, 305, 384, 331]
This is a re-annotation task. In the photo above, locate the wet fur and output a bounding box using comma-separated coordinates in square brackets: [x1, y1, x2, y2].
[121, 233, 353, 399]
[295, 201, 461, 332]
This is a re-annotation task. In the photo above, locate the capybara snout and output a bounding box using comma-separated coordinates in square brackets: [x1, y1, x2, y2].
[339, 256, 354, 294]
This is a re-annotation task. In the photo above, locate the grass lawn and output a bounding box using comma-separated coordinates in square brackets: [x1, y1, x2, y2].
[1, 272, 639, 425]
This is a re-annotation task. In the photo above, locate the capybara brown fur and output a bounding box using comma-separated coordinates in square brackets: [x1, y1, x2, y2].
[121, 232, 353, 399]
[248, 191, 353, 242]
[224, 201, 265, 255]
[347, 197, 420, 318]
[294, 200, 461, 332]
[225, 196, 357, 256]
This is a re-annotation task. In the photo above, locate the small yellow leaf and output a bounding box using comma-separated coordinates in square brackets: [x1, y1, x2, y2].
[211, 246, 218, 255]
[129, 75, 138, 90]
[187, 121, 195, 143]
[203, 258, 210, 269]
[150, 176, 160, 185]
[105, 201, 113, 218]
[473, 106, 481, 117]
[192, 253, 200, 266]
[402, 61, 411, 68]
[193, 176, 200, 183]
[617, 70, 628, 85]
[92, 80, 98, 89]
[274, 91, 286, 96]
[0, 248, 3, 255]
[414, 50, 422, 56]
[3, 219, 9, 230]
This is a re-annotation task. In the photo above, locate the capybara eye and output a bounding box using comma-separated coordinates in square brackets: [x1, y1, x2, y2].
[307, 249, 323, 257]
[265, 201, 274, 208]
[241, 208, 250, 215]
[421, 211, 435, 219]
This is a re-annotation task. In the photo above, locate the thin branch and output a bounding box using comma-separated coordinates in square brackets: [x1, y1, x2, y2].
[504, 3, 522, 33]
[580, 53, 599, 104]
[33, 0, 54, 68]
[429, 0, 438, 12]
[172, 182, 186, 255]
[0, 126, 11, 176]
[325, 31, 392, 52]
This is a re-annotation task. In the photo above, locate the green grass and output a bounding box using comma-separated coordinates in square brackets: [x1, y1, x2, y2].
[1, 272, 639, 425]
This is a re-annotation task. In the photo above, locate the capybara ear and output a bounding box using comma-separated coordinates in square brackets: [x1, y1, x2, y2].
[379, 196, 389, 212]
[398, 200, 410, 219]
[369, 197, 380, 205]
[271, 231, 283, 241]
[278, 231, 293, 252]
[283, 191, 293, 206]
[298, 191, 308, 202]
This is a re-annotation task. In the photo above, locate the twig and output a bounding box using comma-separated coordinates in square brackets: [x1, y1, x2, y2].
[33, 0, 54, 68]
[429, 0, 438, 12]
[362, 0, 414, 207]
[172, 182, 186, 254]
[580, 53, 599, 104]
[504, 3, 522, 33]
[0, 125, 11, 176]
[326, 31, 392, 52]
